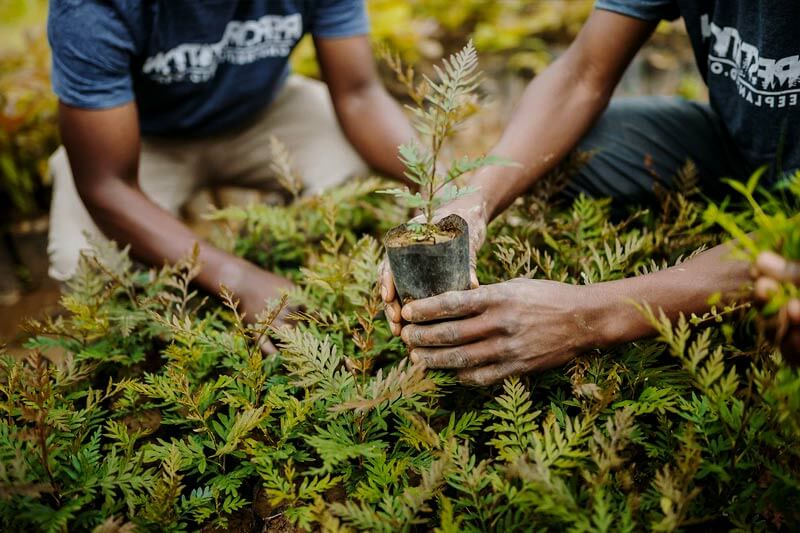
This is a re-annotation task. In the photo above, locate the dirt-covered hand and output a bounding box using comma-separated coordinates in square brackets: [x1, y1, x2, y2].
[754, 251, 800, 363]
[398, 278, 599, 385]
[380, 194, 488, 337]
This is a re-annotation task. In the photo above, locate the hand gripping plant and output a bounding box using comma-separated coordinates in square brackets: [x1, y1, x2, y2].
[380, 41, 515, 302]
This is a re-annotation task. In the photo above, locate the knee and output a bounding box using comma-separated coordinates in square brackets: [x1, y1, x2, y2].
[48, 146, 70, 184]
[301, 151, 369, 196]
[287, 75, 336, 120]
[284, 77, 369, 193]
[579, 96, 688, 151]
[46, 146, 97, 281]
[47, 239, 82, 282]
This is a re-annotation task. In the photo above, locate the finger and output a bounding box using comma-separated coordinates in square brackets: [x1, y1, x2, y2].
[469, 252, 479, 289]
[410, 338, 503, 368]
[380, 260, 395, 304]
[384, 300, 401, 323]
[262, 316, 294, 354]
[457, 347, 578, 386]
[456, 359, 531, 386]
[384, 296, 403, 337]
[401, 315, 495, 347]
[754, 276, 780, 302]
[401, 287, 491, 323]
[259, 336, 278, 355]
[756, 251, 800, 283]
[788, 299, 800, 324]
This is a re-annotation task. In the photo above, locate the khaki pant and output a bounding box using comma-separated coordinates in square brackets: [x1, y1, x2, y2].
[48, 75, 368, 281]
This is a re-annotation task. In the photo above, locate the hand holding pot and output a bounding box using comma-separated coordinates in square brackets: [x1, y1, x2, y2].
[399, 278, 599, 385]
[753, 251, 800, 363]
[380, 194, 489, 336]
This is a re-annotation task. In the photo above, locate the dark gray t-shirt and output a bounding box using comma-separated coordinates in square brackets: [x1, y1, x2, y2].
[596, 1, 800, 172]
[48, 0, 368, 137]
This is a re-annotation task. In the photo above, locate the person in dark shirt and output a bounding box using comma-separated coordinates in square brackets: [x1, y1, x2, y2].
[381, 1, 800, 384]
[47, 1, 415, 349]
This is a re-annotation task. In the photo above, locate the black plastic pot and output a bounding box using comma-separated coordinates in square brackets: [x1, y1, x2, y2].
[384, 214, 471, 303]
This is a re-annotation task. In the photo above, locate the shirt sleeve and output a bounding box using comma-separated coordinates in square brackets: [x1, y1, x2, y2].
[594, 0, 680, 22]
[310, 0, 370, 38]
[47, 0, 135, 109]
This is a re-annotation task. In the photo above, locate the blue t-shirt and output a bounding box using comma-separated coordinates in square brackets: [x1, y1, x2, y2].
[48, 0, 368, 137]
[595, 1, 800, 172]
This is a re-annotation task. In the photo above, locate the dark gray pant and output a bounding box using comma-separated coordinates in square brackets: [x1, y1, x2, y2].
[566, 97, 754, 207]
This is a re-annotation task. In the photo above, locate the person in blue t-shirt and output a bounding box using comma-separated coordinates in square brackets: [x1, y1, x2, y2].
[381, 1, 800, 383]
[47, 1, 415, 347]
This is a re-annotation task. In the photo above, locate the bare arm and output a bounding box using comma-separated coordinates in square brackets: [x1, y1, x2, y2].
[314, 35, 415, 183]
[591, 243, 751, 346]
[59, 102, 293, 322]
[474, 10, 749, 348]
[392, 11, 756, 384]
[399, 241, 751, 386]
[471, 10, 657, 219]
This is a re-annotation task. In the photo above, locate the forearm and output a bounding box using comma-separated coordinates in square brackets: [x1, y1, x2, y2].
[469, 56, 613, 221]
[461, 12, 657, 222]
[80, 179, 254, 296]
[332, 82, 414, 183]
[586, 242, 752, 347]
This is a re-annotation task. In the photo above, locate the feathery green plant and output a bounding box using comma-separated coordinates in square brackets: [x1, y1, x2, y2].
[378, 41, 515, 238]
[1, 125, 800, 531]
[704, 168, 800, 315]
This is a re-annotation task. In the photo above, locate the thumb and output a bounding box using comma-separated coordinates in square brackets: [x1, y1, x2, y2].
[466, 223, 484, 290]
[380, 259, 395, 303]
[259, 336, 278, 355]
[469, 248, 479, 289]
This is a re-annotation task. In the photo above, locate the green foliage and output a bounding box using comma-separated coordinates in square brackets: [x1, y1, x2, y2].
[704, 168, 800, 315]
[291, 0, 596, 78]
[2, 158, 799, 531]
[378, 41, 515, 236]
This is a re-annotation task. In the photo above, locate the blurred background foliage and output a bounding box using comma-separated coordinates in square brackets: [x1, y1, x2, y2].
[0, 0, 56, 223]
[293, 0, 596, 77]
[0, 0, 701, 225]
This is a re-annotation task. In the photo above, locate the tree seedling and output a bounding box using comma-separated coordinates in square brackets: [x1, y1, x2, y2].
[379, 40, 515, 241]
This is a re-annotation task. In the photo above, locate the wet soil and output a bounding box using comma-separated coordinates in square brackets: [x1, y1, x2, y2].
[384, 216, 462, 248]
[0, 223, 61, 358]
[384, 227, 456, 247]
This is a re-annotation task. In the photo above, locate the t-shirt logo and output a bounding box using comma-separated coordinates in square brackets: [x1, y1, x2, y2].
[702, 14, 800, 109]
[142, 13, 303, 84]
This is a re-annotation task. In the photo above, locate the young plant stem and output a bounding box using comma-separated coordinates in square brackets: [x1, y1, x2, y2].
[426, 107, 441, 230]
[37, 417, 59, 505]
[425, 104, 452, 236]
[32, 354, 59, 504]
